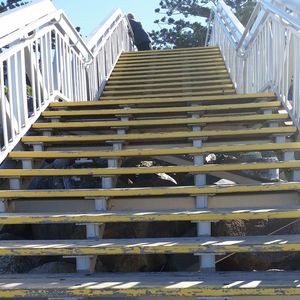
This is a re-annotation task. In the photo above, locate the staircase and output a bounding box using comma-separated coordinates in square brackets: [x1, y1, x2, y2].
[0, 46, 300, 299]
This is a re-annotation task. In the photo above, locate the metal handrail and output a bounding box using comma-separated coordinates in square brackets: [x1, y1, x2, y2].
[0, 0, 134, 164]
[209, 0, 300, 129]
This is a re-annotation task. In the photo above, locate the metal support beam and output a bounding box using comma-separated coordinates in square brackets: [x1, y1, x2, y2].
[9, 177, 21, 190]
[192, 115, 215, 272]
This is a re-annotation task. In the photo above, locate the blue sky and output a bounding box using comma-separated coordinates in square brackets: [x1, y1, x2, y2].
[52, 0, 162, 39]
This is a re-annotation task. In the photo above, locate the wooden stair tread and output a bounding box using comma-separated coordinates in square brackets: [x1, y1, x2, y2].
[107, 73, 230, 84]
[119, 49, 221, 61]
[2, 161, 300, 177]
[109, 69, 228, 80]
[113, 61, 225, 72]
[111, 66, 227, 76]
[121, 46, 220, 55]
[22, 126, 296, 144]
[0, 272, 299, 298]
[49, 93, 276, 108]
[1, 182, 300, 198]
[105, 79, 231, 90]
[34, 114, 288, 130]
[118, 54, 222, 65]
[9, 142, 300, 159]
[43, 101, 281, 117]
[102, 84, 234, 96]
[99, 90, 236, 100]
[116, 55, 223, 67]
[0, 235, 299, 255]
[1, 207, 300, 224]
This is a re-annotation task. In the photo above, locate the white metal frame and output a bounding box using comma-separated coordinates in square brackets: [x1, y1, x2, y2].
[208, 0, 300, 128]
[0, 0, 134, 164]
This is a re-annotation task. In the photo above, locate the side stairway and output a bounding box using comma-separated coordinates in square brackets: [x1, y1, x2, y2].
[0, 46, 300, 299]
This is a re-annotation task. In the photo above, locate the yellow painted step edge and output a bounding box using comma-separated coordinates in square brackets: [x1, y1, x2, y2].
[104, 79, 232, 90]
[100, 89, 236, 100]
[1, 182, 300, 198]
[50, 93, 276, 108]
[1, 207, 300, 224]
[118, 52, 222, 63]
[2, 160, 300, 177]
[0, 272, 299, 298]
[107, 73, 230, 85]
[0, 235, 299, 256]
[22, 126, 297, 143]
[113, 60, 225, 72]
[122, 46, 220, 55]
[9, 142, 300, 159]
[116, 55, 223, 67]
[44, 101, 281, 118]
[111, 65, 226, 76]
[109, 68, 228, 80]
[34, 114, 288, 130]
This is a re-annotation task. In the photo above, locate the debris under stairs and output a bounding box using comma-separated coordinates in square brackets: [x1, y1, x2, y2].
[0, 46, 300, 299]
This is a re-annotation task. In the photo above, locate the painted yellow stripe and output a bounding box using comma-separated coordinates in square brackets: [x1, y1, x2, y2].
[44, 101, 281, 118]
[50, 93, 276, 108]
[103, 84, 234, 96]
[100, 89, 236, 100]
[118, 51, 221, 63]
[111, 65, 226, 76]
[22, 126, 297, 144]
[122, 46, 220, 55]
[105, 79, 232, 91]
[34, 114, 288, 130]
[113, 60, 225, 73]
[109, 68, 228, 80]
[120, 48, 221, 59]
[1, 182, 300, 198]
[2, 161, 300, 177]
[9, 142, 300, 159]
[1, 271, 299, 298]
[107, 73, 230, 85]
[1, 208, 300, 224]
[0, 235, 299, 256]
[116, 55, 223, 67]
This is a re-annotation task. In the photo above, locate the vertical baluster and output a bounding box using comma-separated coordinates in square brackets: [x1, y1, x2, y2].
[0, 61, 8, 149]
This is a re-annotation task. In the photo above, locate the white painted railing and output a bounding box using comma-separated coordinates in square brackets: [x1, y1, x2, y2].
[0, 0, 133, 164]
[209, 0, 300, 128]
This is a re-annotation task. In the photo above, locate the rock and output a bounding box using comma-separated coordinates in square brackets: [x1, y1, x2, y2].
[0, 233, 41, 274]
[0, 256, 40, 274]
[29, 261, 76, 273]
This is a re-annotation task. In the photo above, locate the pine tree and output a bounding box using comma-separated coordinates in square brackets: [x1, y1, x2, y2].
[0, 0, 27, 14]
[150, 0, 256, 49]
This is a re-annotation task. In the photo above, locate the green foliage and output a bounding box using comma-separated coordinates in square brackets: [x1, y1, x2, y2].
[0, 0, 27, 14]
[150, 0, 257, 49]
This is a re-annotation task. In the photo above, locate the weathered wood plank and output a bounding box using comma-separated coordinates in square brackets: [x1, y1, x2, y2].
[119, 49, 221, 61]
[109, 69, 228, 80]
[21, 126, 297, 144]
[43, 101, 281, 118]
[1, 207, 300, 224]
[100, 90, 236, 100]
[102, 84, 234, 96]
[1, 182, 300, 198]
[34, 114, 288, 130]
[0, 272, 299, 298]
[9, 142, 300, 159]
[1, 160, 300, 177]
[49, 93, 275, 108]
[116, 55, 223, 67]
[107, 73, 230, 84]
[105, 79, 232, 90]
[0, 235, 299, 255]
